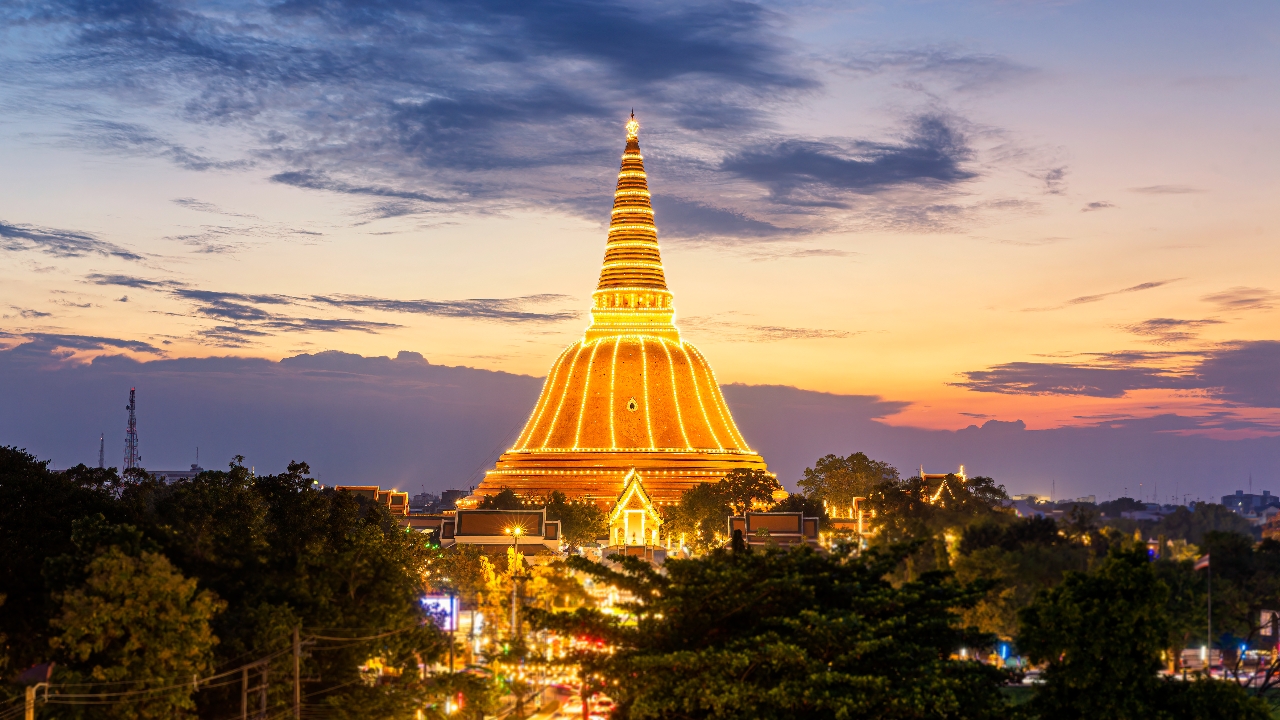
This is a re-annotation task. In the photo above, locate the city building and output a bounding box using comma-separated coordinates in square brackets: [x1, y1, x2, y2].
[334, 485, 410, 516]
[1222, 489, 1280, 515]
[727, 512, 821, 550]
[466, 116, 770, 508]
[436, 509, 562, 554]
[151, 464, 204, 482]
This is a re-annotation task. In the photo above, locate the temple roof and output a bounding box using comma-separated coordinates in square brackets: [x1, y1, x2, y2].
[472, 115, 769, 506]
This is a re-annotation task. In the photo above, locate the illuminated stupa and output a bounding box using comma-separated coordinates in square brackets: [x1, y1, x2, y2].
[469, 114, 769, 507]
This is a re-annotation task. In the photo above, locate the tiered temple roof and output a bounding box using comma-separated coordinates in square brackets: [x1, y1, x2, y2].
[468, 115, 769, 506]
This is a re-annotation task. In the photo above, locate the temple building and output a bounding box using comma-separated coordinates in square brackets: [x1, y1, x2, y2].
[467, 115, 770, 508]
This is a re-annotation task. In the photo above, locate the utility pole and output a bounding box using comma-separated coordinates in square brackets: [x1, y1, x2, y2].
[24, 682, 48, 720]
[293, 626, 301, 720]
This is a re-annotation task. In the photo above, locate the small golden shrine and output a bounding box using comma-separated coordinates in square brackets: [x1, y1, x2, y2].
[467, 114, 769, 507]
[608, 469, 662, 547]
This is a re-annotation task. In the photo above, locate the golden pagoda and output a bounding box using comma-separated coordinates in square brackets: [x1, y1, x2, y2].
[469, 114, 769, 507]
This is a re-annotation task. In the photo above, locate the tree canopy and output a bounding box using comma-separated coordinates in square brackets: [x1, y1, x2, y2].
[0, 447, 447, 719]
[1018, 545, 1268, 720]
[532, 543, 1011, 720]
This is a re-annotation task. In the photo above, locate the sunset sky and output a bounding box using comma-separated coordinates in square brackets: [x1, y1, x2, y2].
[2, 0, 1277, 496]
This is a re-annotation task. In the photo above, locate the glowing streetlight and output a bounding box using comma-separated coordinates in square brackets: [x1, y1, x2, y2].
[505, 525, 525, 637]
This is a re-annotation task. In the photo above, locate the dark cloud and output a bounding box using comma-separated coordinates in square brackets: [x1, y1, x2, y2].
[650, 196, 802, 241]
[1082, 201, 1115, 212]
[1197, 341, 1280, 408]
[1, 346, 1276, 499]
[721, 115, 976, 205]
[1202, 286, 1276, 312]
[0, 221, 143, 261]
[1129, 185, 1202, 194]
[8, 307, 52, 319]
[1122, 318, 1222, 345]
[11, 0, 811, 185]
[954, 340, 1280, 410]
[950, 361, 1195, 398]
[311, 294, 578, 323]
[10, 333, 161, 355]
[82, 272, 577, 346]
[84, 274, 171, 289]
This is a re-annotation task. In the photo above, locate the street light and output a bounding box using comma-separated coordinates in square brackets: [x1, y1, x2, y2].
[504, 526, 525, 637]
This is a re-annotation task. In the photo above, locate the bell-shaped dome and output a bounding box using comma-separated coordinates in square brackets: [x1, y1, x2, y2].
[472, 114, 768, 506]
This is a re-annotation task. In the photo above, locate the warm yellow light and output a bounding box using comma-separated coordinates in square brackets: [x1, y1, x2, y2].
[626, 116, 639, 140]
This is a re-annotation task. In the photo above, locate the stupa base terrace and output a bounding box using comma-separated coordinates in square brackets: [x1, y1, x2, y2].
[469, 449, 769, 507]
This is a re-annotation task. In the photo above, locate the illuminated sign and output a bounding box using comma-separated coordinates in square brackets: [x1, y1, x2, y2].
[422, 595, 458, 631]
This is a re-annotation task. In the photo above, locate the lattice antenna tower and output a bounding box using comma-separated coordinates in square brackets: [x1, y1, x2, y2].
[123, 387, 141, 471]
[98, 433, 104, 469]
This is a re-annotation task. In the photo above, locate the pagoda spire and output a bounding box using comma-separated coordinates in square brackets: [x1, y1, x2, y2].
[586, 113, 678, 341]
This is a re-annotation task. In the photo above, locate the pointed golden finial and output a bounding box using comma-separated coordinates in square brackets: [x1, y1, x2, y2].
[626, 109, 639, 141]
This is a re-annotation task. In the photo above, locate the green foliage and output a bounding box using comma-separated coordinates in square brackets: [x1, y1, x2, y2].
[50, 546, 224, 719]
[531, 544, 1011, 720]
[1018, 546, 1171, 717]
[0, 450, 447, 720]
[543, 490, 608, 548]
[768, 492, 826, 520]
[718, 468, 782, 516]
[0, 447, 123, 669]
[1155, 504, 1256, 544]
[478, 486, 524, 510]
[1017, 545, 1269, 720]
[663, 471, 784, 553]
[797, 452, 899, 509]
[662, 483, 730, 553]
[1097, 496, 1145, 517]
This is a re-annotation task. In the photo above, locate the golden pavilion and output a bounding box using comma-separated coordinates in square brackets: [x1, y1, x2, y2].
[467, 114, 769, 507]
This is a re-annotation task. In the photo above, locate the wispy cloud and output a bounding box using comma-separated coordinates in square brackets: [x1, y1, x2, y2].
[1082, 201, 1114, 212]
[172, 198, 257, 218]
[270, 171, 450, 204]
[839, 48, 1037, 92]
[1202, 286, 1275, 312]
[682, 315, 859, 342]
[1129, 185, 1202, 194]
[310, 294, 578, 323]
[1025, 279, 1179, 311]
[0, 221, 143, 261]
[1121, 318, 1221, 345]
[83, 273, 577, 348]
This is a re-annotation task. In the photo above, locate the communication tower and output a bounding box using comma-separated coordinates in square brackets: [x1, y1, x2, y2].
[123, 387, 141, 471]
[98, 434, 104, 469]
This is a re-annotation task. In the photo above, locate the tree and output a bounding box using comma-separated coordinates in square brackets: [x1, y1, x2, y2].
[953, 517, 1089, 638]
[543, 491, 608, 548]
[1155, 504, 1255, 544]
[478, 487, 524, 510]
[0, 447, 122, 669]
[50, 544, 224, 719]
[797, 452, 899, 510]
[718, 468, 782, 516]
[662, 483, 731, 554]
[531, 543, 1011, 720]
[3, 452, 448, 719]
[1017, 545, 1268, 720]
